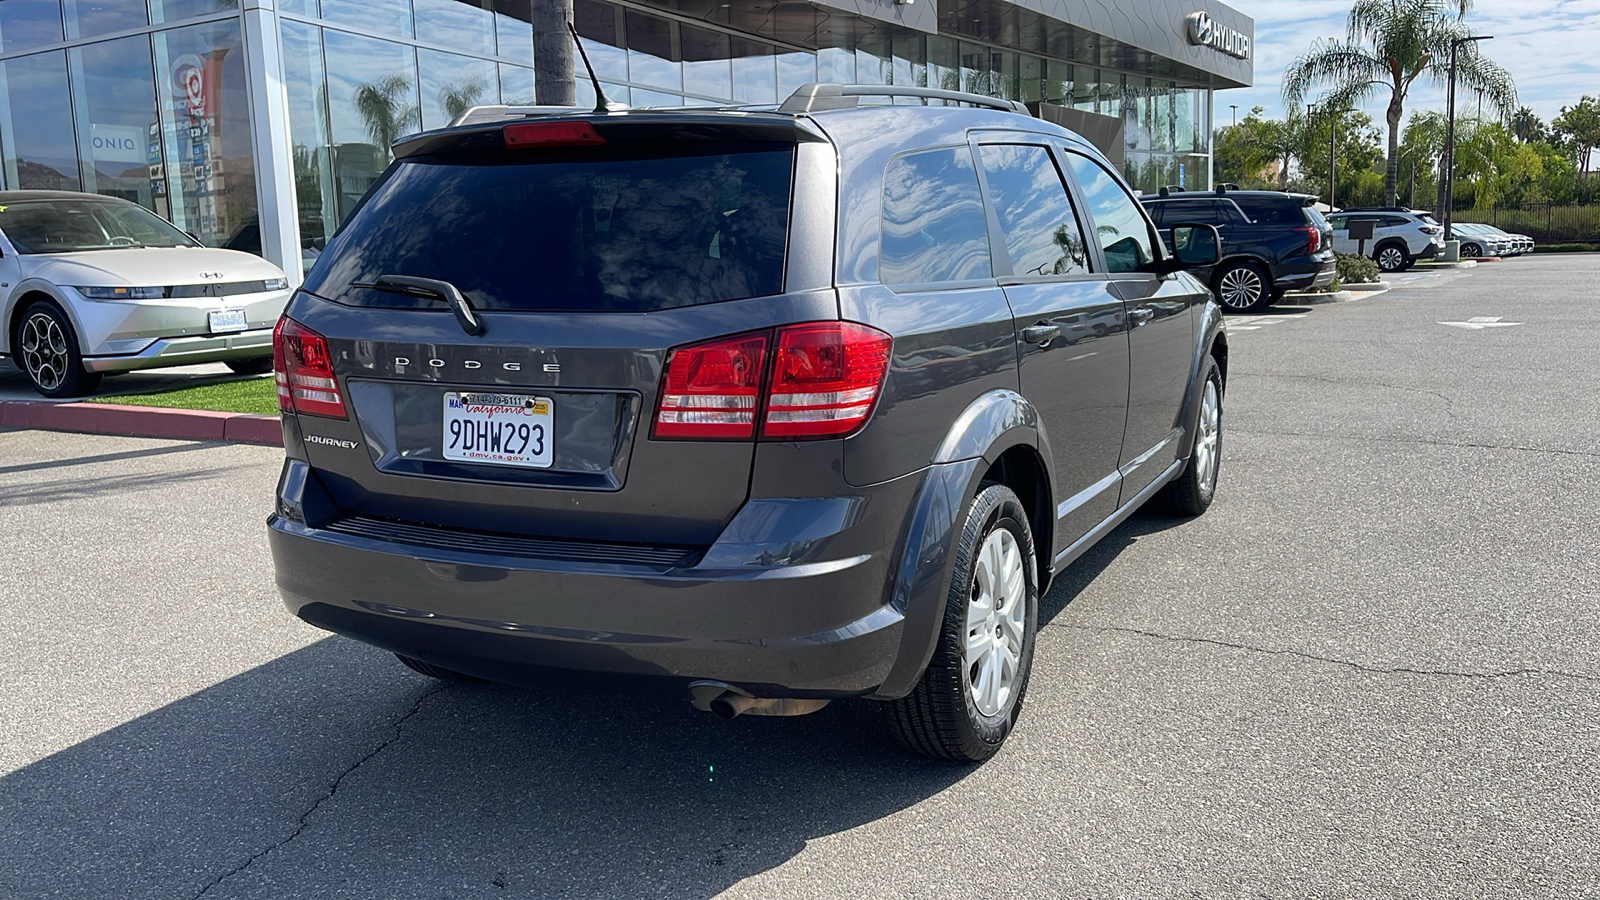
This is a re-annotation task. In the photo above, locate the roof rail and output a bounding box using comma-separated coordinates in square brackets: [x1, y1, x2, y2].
[1157, 184, 1186, 197]
[448, 104, 585, 127]
[778, 83, 1030, 115]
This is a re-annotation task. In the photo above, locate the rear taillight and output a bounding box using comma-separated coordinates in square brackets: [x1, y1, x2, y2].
[1295, 226, 1320, 253]
[1420, 225, 1442, 234]
[761, 323, 893, 439]
[653, 332, 768, 439]
[652, 322, 893, 442]
[273, 315, 346, 419]
[502, 121, 605, 148]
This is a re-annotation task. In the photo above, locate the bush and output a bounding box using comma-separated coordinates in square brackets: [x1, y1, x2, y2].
[1335, 252, 1381, 284]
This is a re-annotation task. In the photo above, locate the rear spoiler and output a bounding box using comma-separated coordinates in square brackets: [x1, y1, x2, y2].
[393, 111, 829, 160]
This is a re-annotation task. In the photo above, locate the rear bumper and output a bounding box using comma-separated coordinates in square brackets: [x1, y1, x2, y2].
[268, 462, 934, 697]
[1415, 242, 1441, 260]
[84, 328, 273, 372]
[1272, 253, 1336, 290]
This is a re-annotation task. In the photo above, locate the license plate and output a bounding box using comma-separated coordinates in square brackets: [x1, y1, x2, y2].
[442, 392, 553, 468]
[208, 309, 247, 333]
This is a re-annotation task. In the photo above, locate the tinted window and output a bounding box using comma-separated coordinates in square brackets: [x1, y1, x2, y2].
[977, 144, 1089, 277]
[308, 143, 794, 312]
[0, 200, 197, 253]
[1303, 206, 1330, 229]
[1233, 197, 1301, 224]
[1156, 199, 1218, 226]
[880, 146, 993, 284]
[1327, 215, 1348, 230]
[1381, 215, 1409, 227]
[1062, 152, 1156, 274]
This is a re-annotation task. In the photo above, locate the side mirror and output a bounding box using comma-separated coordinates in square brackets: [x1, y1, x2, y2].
[1156, 222, 1221, 271]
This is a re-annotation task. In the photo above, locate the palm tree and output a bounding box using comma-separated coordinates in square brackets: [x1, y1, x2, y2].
[440, 78, 487, 122]
[355, 75, 420, 159]
[1509, 106, 1544, 144]
[1283, 0, 1516, 207]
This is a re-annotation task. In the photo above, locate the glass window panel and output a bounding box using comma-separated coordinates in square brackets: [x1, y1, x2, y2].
[626, 11, 679, 92]
[61, 0, 145, 39]
[150, 20, 257, 249]
[0, 51, 80, 191]
[319, 0, 412, 39]
[927, 35, 957, 91]
[499, 63, 535, 104]
[994, 50, 1018, 100]
[775, 49, 813, 98]
[891, 34, 925, 87]
[1071, 72, 1095, 111]
[1018, 55, 1041, 102]
[1063, 151, 1156, 272]
[280, 20, 334, 272]
[322, 30, 417, 223]
[855, 36, 889, 86]
[880, 147, 992, 285]
[977, 144, 1089, 276]
[413, 0, 494, 57]
[494, 0, 534, 66]
[68, 35, 159, 208]
[599, 80, 627, 105]
[278, 0, 316, 15]
[1045, 60, 1070, 104]
[682, 25, 730, 101]
[149, 0, 235, 24]
[630, 87, 681, 108]
[573, 0, 625, 83]
[1100, 72, 1122, 118]
[0, 0, 63, 54]
[816, 45, 853, 84]
[419, 48, 496, 131]
[730, 39, 775, 104]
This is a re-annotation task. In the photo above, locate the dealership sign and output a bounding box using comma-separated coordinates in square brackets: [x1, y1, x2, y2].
[1187, 11, 1249, 60]
[89, 124, 146, 163]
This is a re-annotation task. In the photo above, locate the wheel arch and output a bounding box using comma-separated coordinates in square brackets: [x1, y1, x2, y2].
[5, 284, 79, 355]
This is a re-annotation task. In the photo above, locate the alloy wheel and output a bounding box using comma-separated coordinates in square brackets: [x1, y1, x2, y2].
[1378, 246, 1406, 271]
[19, 312, 68, 392]
[1193, 377, 1221, 499]
[964, 526, 1027, 718]
[1217, 266, 1264, 310]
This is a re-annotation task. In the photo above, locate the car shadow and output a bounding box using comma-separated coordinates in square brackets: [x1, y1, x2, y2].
[0, 637, 973, 899]
[1039, 507, 1191, 625]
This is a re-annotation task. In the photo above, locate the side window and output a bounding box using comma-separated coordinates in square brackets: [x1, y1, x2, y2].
[1381, 215, 1408, 228]
[1062, 152, 1157, 274]
[1328, 215, 1349, 230]
[880, 146, 993, 285]
[1143, 203, 1164, 227]
[976, 144, 1090, 277]
[1163, 200, 1216, 224]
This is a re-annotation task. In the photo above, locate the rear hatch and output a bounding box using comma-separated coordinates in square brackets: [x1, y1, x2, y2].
[281, 113, 823, 549]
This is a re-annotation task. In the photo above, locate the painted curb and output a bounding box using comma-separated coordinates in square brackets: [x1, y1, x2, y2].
[0, 400, 283, 446]
[1339, 281, 1389, 291]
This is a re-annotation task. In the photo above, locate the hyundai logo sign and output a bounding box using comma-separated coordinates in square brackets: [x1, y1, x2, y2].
[1187, 11, 1250, 60]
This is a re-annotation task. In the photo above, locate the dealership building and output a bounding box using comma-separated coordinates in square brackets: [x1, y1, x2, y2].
[0, 0, 1251, 283]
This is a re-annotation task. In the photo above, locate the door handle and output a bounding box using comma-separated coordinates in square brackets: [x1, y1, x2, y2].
[1021, 323, 1061, 345]
[1129, 307, 1155, 327]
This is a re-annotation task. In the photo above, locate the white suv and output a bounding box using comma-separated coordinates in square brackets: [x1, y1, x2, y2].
[1328, 208, 1446, 272]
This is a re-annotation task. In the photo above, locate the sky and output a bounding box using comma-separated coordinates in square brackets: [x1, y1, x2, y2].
[1217, 0, 1600, 130]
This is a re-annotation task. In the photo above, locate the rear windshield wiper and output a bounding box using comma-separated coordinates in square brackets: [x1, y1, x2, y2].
[354, 274, 485, 336]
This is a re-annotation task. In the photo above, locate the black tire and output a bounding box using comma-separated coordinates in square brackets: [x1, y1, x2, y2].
[1461, 242, 1484, 258]
[884, 483, 1039, 762]
[395, 653, 486, 682]
[225, 357, 274, 376]
[1160, 356, 1223, 517]
[12, 300, 102, 398]
[1211, 261, 1273, 313]
[1374, 242, 1410, 273]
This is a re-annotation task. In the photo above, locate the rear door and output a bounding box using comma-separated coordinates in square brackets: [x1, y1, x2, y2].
[281, 118, 819, 547]
[971, 139, 1129, 543]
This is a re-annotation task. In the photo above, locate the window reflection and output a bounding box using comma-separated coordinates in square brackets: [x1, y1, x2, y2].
[149, 0, 237, 24]
[413, 0, 494, 57]
[573, 0, 625, 83]
[626, 11, 678, 93]
[280, 20, 334, 271]
[419, 48, 496, 131]
[1063, 152, 1155, 273]
[880, 147, 992, 285]
[682, 26, 730, 101]
[816, 45, 853, 84]
[775, 49, 813, 99]
[730, 39, 774, 104]
[322, 29, 417, 221]
[151, 20, 258, 249]
[493, 0, 534, 67]
[500, 63, 535, 105]
[68, 36, 159, 208]
[320, 0, 412, 39]
[0, 51, 80, 191]
[0, 0, 64, 55]
[62, 0, 145, 40]
[977, 144, 1089, 276]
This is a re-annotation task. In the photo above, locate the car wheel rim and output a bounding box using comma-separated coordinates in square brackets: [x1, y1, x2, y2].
[964, 526, 1027, 719]
[19, 313, 67, 391]
[1194, 378, 1221, 499]
[1218, 267, 1263, 309]
[1379, 248, 1404, 270]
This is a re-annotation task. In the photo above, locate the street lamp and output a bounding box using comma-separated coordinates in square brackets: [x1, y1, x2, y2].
[1229, 104, 1237, 127]
[1444, 34, 1492, 247]
[1307, 103, 1335, 209]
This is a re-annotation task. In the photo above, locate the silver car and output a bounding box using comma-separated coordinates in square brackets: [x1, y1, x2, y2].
[0, 191, 292, 397]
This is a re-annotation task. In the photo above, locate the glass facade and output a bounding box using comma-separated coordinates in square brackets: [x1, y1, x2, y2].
[0, 0, 1224, 279]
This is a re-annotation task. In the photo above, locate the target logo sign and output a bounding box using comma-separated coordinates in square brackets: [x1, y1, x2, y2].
[173, 54, 206, 117]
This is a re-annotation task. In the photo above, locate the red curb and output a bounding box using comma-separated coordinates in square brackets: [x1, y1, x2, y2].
[0, 400, 283, 447]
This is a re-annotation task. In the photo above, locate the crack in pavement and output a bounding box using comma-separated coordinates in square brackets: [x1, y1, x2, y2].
[1061, 624, 1600, 684]
[1229, 428, 1600, 459]
[188, 684, 447, 900]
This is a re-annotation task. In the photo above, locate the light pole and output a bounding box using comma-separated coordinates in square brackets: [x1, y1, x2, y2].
[1444, 34, 1492, 246]
[1229, 104, 1237, 127]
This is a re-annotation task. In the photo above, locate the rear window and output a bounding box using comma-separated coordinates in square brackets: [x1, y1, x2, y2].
[1302, 206, 1330, 229]
[1233, 197, 1301, 224]
[305, 142, 794, 312]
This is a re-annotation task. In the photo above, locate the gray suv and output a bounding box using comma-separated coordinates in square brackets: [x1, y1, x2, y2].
[268, 84, 1228, 761]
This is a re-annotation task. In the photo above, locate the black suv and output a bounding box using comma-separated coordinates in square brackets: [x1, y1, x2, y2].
[1141, 189, 1334, 313]
[268, 84, 1228, 761]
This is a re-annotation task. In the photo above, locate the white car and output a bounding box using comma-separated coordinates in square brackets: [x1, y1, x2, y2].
[1327, 208, 1447, 272]
[0, 191, 291, 397]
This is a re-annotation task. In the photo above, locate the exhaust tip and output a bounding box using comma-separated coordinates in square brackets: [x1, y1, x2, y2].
[709, 697, 740, 719]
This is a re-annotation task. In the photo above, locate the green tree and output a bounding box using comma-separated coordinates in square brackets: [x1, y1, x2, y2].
[1297, 105, 1384, 203]
[1212, 106, 1279, 188]
[1398, 109, 1446, 207]
[355, 75, 420, 160]
[1510, 106, 1544, 143]
[1283, 0, 1517, 207]
[1552, 95, 1600, 177]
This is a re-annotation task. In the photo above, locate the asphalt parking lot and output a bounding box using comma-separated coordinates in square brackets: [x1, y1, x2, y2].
[2, 254, 1597, 898]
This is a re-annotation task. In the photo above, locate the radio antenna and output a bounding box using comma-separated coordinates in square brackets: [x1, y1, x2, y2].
[568, 22, 627, 113]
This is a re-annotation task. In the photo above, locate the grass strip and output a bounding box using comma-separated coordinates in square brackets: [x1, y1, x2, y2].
[86, 376, 278, 416]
